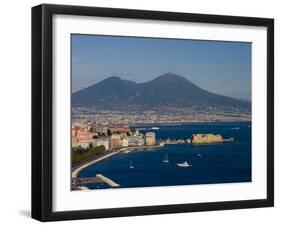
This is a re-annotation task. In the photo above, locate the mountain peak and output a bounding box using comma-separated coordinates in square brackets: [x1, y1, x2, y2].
[73, 73, 250, 110]
[153, 73, 190, 82]
[150, 73, 194, 88]
[103, 76, 122, 81]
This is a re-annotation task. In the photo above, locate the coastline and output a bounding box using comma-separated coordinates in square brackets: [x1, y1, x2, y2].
[72, 144, 163, 179]
[119, 144, 163, 152]
[71, 125, 241, 179]
[130, 120, 251, 126]
[71, 121, 249, 189]
[72, 151, 119, 178]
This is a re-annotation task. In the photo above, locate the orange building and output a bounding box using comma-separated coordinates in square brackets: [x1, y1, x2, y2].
[109, 125, 130, 134]
[72, 126, 98, 140]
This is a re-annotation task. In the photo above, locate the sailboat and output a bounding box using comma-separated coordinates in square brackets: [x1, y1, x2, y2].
[163, 153, 169, 163]
[129, 160, 134, 169]
[177, 161, 191, 167]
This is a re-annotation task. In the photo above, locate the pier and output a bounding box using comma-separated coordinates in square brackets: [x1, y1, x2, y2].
[96, 174, 120, 188]
[73, 174, 120, 189]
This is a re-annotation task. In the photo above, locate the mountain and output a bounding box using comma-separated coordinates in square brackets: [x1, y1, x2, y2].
[72, 73, 250, 110]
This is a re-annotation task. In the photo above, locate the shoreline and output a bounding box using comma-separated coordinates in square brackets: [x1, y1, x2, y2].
[72, 144, 164, 179]
[130, 120, 251, 126]
[71, 137, 237, 179]
[72, 151, 119, 178]
[119, 144, 163, 152]
[71, 121, 246, 187]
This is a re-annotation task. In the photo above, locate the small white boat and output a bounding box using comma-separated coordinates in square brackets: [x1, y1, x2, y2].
[197, 154, 202, 157]
[129, 160, 134, 169]
[163, 153, 169, 163]
[177, 161, 191, 167]
[152, 127, 160, 130]
[230, 127, 240, 130]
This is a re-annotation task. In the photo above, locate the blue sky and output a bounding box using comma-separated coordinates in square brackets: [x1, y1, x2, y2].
[72, 34, 251, 101]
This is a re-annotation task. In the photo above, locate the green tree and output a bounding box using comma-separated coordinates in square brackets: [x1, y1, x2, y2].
[72, 145, 106, 164]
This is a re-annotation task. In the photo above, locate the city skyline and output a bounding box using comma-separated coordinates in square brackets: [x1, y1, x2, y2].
[72, 34, 251, 101]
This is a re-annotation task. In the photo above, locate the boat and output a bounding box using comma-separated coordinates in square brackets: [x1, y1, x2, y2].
[163, 153, 169, 163]
[152, 127, 159, 130]
[129, 160, 134, 169]
[197, 154, 202, 157]
[230, 127, 240, 130]
[177, 161, 191, 167]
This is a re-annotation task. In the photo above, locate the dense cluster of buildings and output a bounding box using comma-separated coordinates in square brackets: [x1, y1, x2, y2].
[72, 106, 251, 126]
[72, 124, 156, 151]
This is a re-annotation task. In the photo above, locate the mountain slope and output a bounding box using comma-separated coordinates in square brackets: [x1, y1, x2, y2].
[72, 73, 250, 110]
[72, 76, 138, 108]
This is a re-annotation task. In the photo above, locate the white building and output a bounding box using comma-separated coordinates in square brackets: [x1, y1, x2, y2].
[122, 137, 129, 147]
[77, 140, 91, 149]
[92, 138, 109, 150]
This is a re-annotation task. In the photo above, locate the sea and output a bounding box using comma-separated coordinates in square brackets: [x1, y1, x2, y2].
[78, 121, 252, 189]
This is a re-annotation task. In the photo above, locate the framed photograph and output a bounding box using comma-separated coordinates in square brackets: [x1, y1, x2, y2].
[32, 4, 274, 221]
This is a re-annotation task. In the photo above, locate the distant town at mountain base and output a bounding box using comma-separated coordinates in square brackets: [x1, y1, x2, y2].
[72, 73, 250, 125]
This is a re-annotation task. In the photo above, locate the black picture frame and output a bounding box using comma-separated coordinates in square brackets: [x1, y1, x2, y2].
[32, 3, 274, 222]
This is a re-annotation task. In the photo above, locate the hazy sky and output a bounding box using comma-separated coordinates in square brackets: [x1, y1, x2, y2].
[72, 34, 251, 101]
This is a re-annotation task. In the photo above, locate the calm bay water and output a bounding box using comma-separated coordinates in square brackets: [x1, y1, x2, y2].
[78, 122, 252, 189]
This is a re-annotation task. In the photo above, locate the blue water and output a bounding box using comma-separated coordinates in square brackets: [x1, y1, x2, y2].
[78, 122, 252, 189]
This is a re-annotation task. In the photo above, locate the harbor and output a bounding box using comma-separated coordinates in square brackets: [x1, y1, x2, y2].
[71, 122, 244, 190]
[71, 127, 234, 190]
[76, 122, 251, 189]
